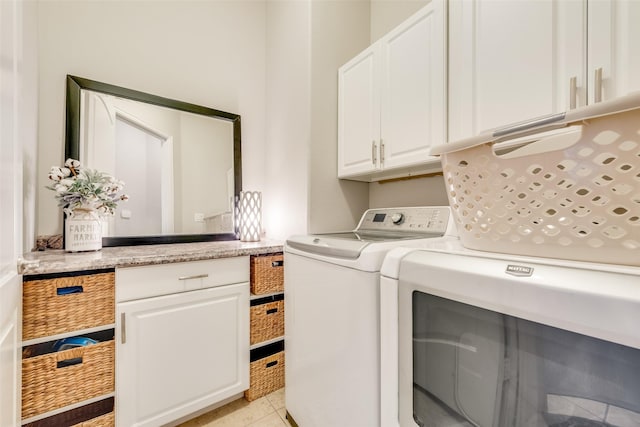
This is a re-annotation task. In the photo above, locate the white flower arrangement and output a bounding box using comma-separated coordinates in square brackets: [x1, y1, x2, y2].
[47, 158, 128, 216]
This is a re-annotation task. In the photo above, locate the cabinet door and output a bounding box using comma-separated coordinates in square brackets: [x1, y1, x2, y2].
[448, 0, 584, 142]
[0, 277, 20, 427]
[588, 0, 640, 104]
[380, 0, 446, 170]
[338, 45, 381, 178]
[116, 283, 249, 427]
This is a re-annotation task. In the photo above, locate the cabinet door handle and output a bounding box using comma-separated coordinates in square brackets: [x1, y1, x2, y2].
[371, 141, 377, 165]
[121, 313, 126, 344]
[594, 67, 603, 103]
[569, 76, 577, 109]
[380, 140, 385, 165]
[178, 274, 209, 281]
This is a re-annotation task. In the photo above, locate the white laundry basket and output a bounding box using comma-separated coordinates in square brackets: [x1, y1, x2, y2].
[432, 93, 640, 266]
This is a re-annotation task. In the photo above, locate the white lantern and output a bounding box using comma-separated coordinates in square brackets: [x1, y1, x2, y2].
[238, 191, 262, 242]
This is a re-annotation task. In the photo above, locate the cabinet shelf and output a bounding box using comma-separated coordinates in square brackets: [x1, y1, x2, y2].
[22, 324, 116, 348]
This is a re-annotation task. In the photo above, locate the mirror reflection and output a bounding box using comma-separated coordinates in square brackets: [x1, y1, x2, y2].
[66, 75, 242, 246]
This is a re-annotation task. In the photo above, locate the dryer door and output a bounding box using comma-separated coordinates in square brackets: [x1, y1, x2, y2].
[397, 250, 640, 427]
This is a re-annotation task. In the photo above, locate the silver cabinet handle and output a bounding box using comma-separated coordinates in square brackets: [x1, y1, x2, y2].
[594, 67, 603, 103]
[569, 76, 577, 109]
[380, 140, 385, 165]
[178, 274, 209, 281]
[121, 312, 126, 344]
[371, 141, 377, 165]
[493, 112, 566, 138]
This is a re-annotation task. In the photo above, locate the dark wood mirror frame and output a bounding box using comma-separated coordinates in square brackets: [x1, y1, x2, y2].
[65, 75, 242, 246]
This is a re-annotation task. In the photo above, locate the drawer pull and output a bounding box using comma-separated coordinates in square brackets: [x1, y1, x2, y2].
[266, 360, 278, 368]
[178, 273, 209, 281]
[266, 308, 278, 315]
[271, 260, 283, 268]
[56, 285, 84, 295]
[57, 357, 83, 368]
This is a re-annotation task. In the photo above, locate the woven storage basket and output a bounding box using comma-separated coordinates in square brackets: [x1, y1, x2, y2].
[250, 254, 284, 294]
[436, 96, 640, 266]
[244, 351, 285, 402]
[23, 271, 115, 341]
[70, 411, 114, 427]
[22, 396, 113, 427]
[22, 340, 115, 419]
[250, 299, 285, 345]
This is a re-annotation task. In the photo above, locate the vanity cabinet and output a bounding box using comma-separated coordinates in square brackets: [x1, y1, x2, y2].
[20, 270, 116, 426]
[16, 242, 284, 427]
[337, 0, 446, 181]
[115, 258, 249, 427]
[448, 0, 640, 143]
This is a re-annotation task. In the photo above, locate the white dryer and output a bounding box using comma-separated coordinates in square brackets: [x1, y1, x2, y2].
[284, 206, 456, 427]
[380, 239, 640, 427]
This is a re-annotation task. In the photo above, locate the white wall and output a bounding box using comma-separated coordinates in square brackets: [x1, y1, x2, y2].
[35, 0, 447, 243]
[36, 0, 267, 239]
[263, 1, 311, 240]
[308, 0, 370, 234]
[371, 0, 429, 41]
[263, 0, 373, 240]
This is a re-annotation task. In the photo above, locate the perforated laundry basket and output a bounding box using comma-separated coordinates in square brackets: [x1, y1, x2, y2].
[432, 93, 640, 266]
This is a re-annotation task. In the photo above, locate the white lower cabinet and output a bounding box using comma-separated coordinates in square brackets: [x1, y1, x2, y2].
[116, 259, 250, 427]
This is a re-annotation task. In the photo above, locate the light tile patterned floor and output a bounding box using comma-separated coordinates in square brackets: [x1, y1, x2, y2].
[177, 388, 291, 427]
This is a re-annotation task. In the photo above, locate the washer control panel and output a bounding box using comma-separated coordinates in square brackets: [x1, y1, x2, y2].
[356, 206, 450, 234]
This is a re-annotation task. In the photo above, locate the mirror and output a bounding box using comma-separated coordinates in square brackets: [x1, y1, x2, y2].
[65, 75, 242, 246]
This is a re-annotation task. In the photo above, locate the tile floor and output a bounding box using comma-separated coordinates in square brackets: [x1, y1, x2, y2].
[177, 388, 291, 427]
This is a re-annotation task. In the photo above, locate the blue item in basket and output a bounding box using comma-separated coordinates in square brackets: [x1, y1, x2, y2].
[53, 336, 98, 352]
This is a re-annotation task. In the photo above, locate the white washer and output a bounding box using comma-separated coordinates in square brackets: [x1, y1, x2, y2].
[284, 207, 456, 427]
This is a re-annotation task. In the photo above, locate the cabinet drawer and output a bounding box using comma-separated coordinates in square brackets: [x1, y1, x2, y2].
[116, 256, 249, 302]
[250, 295, 284, 345]
[23, 271, 115, 341]
[22, 340, 115, 420]
[244, 341, 285, 402]
[250, 253, 284, 295]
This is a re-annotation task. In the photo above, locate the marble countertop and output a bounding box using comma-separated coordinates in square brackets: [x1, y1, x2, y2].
[18, 239, 284, 276]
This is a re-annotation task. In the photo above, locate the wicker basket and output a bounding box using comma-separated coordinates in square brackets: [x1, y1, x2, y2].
[244, 351, 285, 402]
[22, 396, 113, 427]
[22, 341, 115, 419]
[250, 254, 284, 294]
[70, 412, 114, 427]
[23, 271, 115, 341]
[250, 299, 285, 345]
[434, 94, 640, 266]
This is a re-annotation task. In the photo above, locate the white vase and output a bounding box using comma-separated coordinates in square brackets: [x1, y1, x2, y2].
[65, 208, 103, 252]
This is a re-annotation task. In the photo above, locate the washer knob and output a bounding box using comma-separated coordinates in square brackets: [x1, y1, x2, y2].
[391, 213, 405, 224]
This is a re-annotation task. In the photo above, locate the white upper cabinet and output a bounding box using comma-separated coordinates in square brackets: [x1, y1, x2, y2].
[338, 0, 446, 181]
[449, 0, 640, 143]
[448, 0, 584, 142]
[587, 0, 640, 105]
[338, 47, 381, 178]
